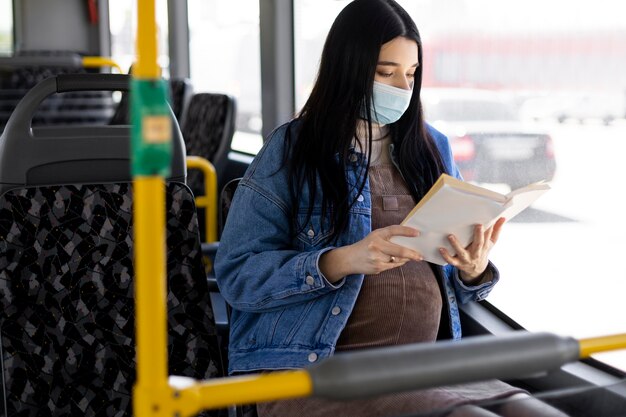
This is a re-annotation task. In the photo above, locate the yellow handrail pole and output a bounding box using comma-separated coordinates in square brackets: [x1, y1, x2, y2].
[82, 56, 124, 73]
[134, 177, 169, 393]
[186, 156, 218, 242]
[132, 0, 171, 415]
[169, 370, 313, 417]
[134, 0, 159, 80]
[579, 333, 626, 358]
[194, 371, 312, 411]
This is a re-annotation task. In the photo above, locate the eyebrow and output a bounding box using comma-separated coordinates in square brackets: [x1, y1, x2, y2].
[377, 61, 419, 67]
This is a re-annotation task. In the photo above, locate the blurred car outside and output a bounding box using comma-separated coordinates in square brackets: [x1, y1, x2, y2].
[421, 88, 556, 190]
[519, 92, 625, 125]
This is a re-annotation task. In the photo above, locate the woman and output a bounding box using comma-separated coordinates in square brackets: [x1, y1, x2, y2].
[215, 1, 568, 416]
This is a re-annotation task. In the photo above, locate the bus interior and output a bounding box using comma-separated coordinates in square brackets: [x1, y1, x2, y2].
[1, 1, 626, 416]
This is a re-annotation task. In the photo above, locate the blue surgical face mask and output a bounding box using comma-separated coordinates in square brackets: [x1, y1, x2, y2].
[367, 81, 413, 125]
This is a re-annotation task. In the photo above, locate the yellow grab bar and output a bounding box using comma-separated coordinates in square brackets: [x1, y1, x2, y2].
[133, 331, 626, 416]
[82, 56, 124, 74]
[186, 156, 218, 243]
[169, 371, 313, 417]
[579, 333, 626, 358]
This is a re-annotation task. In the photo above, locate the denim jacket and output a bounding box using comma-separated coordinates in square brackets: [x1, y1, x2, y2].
[214, 121, 499, 374]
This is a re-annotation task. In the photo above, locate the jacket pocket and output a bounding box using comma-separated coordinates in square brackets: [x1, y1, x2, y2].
[277, 300, 317, 345]
[295, 212, 333, 249]
[243, 300, 317, 346]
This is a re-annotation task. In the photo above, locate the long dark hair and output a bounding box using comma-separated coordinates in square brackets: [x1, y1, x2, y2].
[286, 0, 445, 243]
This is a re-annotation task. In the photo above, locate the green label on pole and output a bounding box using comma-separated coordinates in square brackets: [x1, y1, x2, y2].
[131, 78, 172, 177]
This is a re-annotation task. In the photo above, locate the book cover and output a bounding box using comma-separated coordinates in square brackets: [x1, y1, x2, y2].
[390, 174, 550, 265]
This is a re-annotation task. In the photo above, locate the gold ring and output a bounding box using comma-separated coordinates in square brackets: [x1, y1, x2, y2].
[390, 256, 396, 263]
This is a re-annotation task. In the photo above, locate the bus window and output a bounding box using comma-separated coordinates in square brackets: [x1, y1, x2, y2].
[294, 0, 626, 373]
[294, 0, 350, 110]
[188, 0, 262, 155]
[109, 0, 169, 74]
[0, 0, 12, 55]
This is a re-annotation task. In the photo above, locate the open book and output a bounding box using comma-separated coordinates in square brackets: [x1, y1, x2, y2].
[390, 174, 550, 266]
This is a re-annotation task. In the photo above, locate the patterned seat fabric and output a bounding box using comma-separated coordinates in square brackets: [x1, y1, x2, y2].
[182, 93, 236, 197]
[218, 178, 240, 237]
[169, 79, 193, 122]
[0, 182, 223, 417]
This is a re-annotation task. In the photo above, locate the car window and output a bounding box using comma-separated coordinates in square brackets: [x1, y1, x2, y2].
[423, 97, 519, 122]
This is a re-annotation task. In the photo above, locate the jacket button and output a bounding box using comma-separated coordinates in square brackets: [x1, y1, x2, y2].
[349, 154, 358, 163]
[331, 306, 341, 316]
[357, 194, 364, 202]
[305, 275, 315, 285]
[307, 229, 315, 238]
[308, 352, 318, 362]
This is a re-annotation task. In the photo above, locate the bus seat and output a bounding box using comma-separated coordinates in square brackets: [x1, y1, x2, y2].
[182, 93, 236, 193]
[203, 178, 241, 338]
[182, 93, 236, 243]
[217, 177, 240, 237]
[109, 77, 193, 126]
[0, 183, 224, 417]
[0, 51, 117, 133]
[0, 74, 225, 417]
[202, 178, 258, 417]
[170, 78, 194, 122]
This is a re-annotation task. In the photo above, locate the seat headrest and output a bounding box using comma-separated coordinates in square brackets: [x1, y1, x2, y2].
[0, 74, 186, 196]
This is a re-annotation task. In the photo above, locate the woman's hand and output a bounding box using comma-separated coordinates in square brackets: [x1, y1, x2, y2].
[439, 217, 506, 283]
[320, 225, 423, 282]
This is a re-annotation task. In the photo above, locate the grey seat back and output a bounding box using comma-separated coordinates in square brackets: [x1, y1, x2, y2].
[0, 74, 186, 196]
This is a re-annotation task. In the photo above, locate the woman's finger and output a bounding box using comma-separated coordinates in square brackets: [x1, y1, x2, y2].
[482, 224, 493, 249]
[447, 234, 469, 262]
[380, 225, 420, 239]
[490, 217, 506, 244]
[378, 240, 423, 262]
[470, 224, 485, 251]
[439, 247, 461, 268]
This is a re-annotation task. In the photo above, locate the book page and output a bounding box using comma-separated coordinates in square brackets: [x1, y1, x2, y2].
[500, 186, 550, 222]
[505, 180, 549, 199]
[441, 175, 507, 203]
[391, 184, 505, 265]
